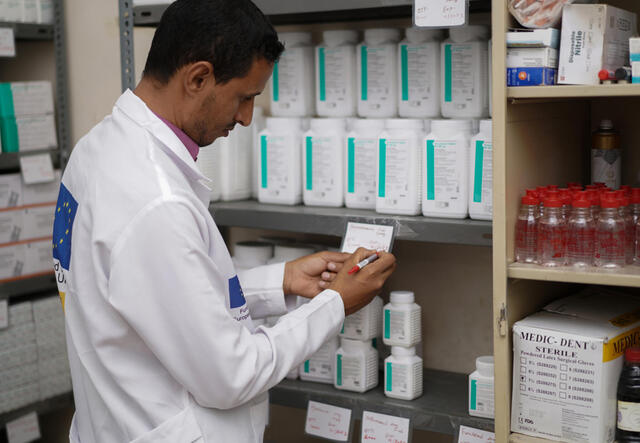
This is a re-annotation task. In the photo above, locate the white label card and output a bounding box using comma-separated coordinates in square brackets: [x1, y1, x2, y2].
[414, 0, 467, 27]
[20, 154, 55, 185]
[341, 222, 395, 254]
[0, 28, 15, 57]
[0, 299, 7, 329]
[305, 400, 351, 441]
[458, 426, 495, 443]
[6, 412, 41, 443]
[361, 411, 410, 443]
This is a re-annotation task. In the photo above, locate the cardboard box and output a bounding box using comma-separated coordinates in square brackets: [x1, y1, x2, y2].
[507, 48, 558, 68]
[22, 169, 60, 204]
[0, 209, 22, 244]
[0, 81, 54, 117]
[21, 204, 55, 240]
[24, 238, 53, 276]
[558, 4, 637, 85]
[8, 301, 32, 326]
[507, 67, 557, 86]
[0, 114, 57, 152]
[0, 174, 22, 208]
[630, 37, 640, 63]
[507, 28, 560, 49]
[511, 289, 640, 442]
[0, 343, 37, 371]
[0, 242, 26, 282]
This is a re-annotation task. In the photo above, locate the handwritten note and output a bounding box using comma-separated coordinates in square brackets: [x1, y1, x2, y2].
[361, 411, 410, 443]
[341, 222, 395, 254]
[0, 28, 15, 57]
[19, 154, 55, 185]
[458, 425, 495, 443]
[414, 0, 467, 27]
[6, 412, 41, 443]
[305, 400, 351, 441]
[0, 299, 7, 329]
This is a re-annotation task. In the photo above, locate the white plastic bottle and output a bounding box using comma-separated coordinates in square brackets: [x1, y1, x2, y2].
[469, 356, 495, 419]
[469, 119, 493, 220]
[357, 28, 401, 118]
[345, 119, 385, 209]
[382, 291, 421, 347]
[398, 28, 443, 118]
[303, 118, 346, 207]
[271, 32, 314, 117]
[316, 30, 359, 117]
[299, 335, 339, 384]
[384, 346, 423, 400]
[376, 118, 428, 215]
[441, 26, 490, 118]
[196, 144, 221, 202]
[258, 117, 303, 205]
[215, 121, 254, 201]
[232, 241, 274, 272]
[423, 119, 473, 218]
[340, 296, 383, 341]
[334, 338, 379, 393]
[269, 244, 316, 264]
[251, 107, 266, 199]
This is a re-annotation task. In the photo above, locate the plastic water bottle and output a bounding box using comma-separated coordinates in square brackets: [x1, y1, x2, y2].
[617, 190, 635, 265]
[537, 192, 567, 267]
[515, 190, 539, 264]
[567, 191, 595, 268]
[594, 191, 625, 268]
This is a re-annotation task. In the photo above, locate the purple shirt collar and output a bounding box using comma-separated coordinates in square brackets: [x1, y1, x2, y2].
[153, 111, 199, 161]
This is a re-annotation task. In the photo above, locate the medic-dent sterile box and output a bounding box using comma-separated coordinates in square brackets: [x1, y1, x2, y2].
[511, 289, 640, 442]
[507, 48, 558, 68]
[558, 4, 637, 85]
[507, 67, 557, 86]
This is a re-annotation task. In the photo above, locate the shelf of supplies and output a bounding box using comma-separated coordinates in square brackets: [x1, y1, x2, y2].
[509, 433, 557, 443]
[508, 262, 640, 288]
[269, 369, 493, 436]
[0, 273, 57, 300]
[507, 84, 640, 100]
[210, 200, 492, 246]
[0, 22, 53, 40]
[0, 392, 73, 428]
[0, 149, 60, 173]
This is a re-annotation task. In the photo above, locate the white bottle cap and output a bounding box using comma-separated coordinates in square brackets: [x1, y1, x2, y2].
[234, 241, 274, 264]
[310, 117, 346, 132]
[323, 29, 359, 46]
[390, 290, 415, 304]
[479, 119, 492, 136]
[351, 118, 385, 132]
[405, 27, 443, 43]
[475, 356, 494, 377]
[272, 244, 316, 261]
[448, 25, 490, 43]
[600, 119, 614, 130]
[385, 118, 424, 130]
[431, 119, 473, 136]
[341, 337, 371, 351]
[364, 28, 401, 45]
[391, 346, 417, 357]
[266, 117, 302, 132]
[280, 31, 312, 47]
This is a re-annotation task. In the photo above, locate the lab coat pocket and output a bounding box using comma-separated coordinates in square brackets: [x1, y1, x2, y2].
[131, 406, 203, 443]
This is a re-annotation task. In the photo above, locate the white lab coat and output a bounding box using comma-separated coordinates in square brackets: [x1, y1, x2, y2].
[53, 90, 345, 443]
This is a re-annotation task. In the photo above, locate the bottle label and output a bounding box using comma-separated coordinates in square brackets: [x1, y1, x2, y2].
[470, 379, 495, 416]
[272, 47, 305, 107]
[347, 136, 376, 202]
[401, 43, 437, 105]
[261, 135, 291, 195]
[361, 45, 394, 104]
[473, 140, 492, 207]
[378, 138, 418, 208]
[443, 42, 486, 108]
[303, 341, 335, 380]
[318, 46, 351, 105]
[341, 308, 369, 339]
[305, 135, 341, 197]
[618, 400, 640, 432]
[425, 139, 465, 206]
[591, 149, 621, 190]
[337, 354, 363, 389]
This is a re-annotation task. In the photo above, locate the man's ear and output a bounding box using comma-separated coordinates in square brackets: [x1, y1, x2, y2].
[182, 61, 215, 97]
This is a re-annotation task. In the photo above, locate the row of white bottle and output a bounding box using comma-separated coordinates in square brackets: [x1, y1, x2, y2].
[258, 117, 493, 220]
[272, 26, 490, 119]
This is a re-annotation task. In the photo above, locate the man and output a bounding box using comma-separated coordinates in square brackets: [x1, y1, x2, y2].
[52, 0, 396, 442]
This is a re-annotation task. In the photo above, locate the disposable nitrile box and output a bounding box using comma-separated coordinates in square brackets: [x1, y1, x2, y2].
[511, 289, 640, 443]
[21, 204, 55, 240]
[0, 174, 22, 208]
[507, 48, 558, 68]
[558, 4, 637, 85]
[507, 67, 557, 86]
[630, 37, 640, 63]
[0, 209, 23, 244]
[0, 114, 57, 152]
[22, 169, 60, 204]
[507, 28, 560, 49]
[633, 62, 640, 84]
[0, 82, 54, 117]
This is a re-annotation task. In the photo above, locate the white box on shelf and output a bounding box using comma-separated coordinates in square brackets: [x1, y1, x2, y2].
[630, 36, 640, 63]
[633, 62, 640, 84]
[23, 238, 53, 276]
[0, 343, 37, 371]
[0, 81, 54, 117]
[0, 242, 26, 282]
[36, 0, 53, 23]
[21, 204, 55, 240]
[0, 173, 22, 208]
[0, 0, 24, 22]
[506, 28, 560, 49]
[22, 169, 60, 204]
[32, 295, 62, 322]
[8, 301, 32, 325]
[22, 0, 37, 23]
[0, 208, 22, 244]
[14, 114, 57, 151]
[558, 4, 637, 85]
[507, 47, 558, 68]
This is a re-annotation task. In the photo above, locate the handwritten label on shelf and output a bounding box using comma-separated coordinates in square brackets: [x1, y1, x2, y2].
[6, 412, 41, 443]
[361, 411, 410, 443]
[458, 425, 495, 443]
[414, 0, 467, 27]
[19, 154, 55, 185]
[305, 400, 351, 441]
[0, 299, 7, 329]
[341, 222, 395, 254]
[0, 28, 15, 57]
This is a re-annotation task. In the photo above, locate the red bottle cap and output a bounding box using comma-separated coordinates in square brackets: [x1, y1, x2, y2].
[594, 182, 607, 188]
[559, 188, 572, 206]
[587, 189, 600, 206]
[521, 195, 538, 205]
[600, 191, 620, 208]
[625, 347, 640, 363]
[615, 190, 629, 207]
[598, 69, 613, 81]
[632, 188, 640, 204]
[621, 185, 632, 197]
[544, 194, 562, 208]
[585, 184, 598, 190]
[572, 191, 590, 208]
[547, 185, 559, 191]
[567, 182, 582, 189]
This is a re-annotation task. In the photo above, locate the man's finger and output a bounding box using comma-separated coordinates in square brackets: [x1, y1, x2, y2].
[327, 262, 344, 272]
[321, 271, 338, 282]
[320, 251, 350, 263]
[361, 251, 396, 274]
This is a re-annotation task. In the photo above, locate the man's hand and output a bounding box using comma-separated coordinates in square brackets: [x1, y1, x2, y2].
[283, 251, 350, 298]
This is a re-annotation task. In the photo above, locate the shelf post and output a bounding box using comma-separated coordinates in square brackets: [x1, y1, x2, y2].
[119, 0, 135, 92]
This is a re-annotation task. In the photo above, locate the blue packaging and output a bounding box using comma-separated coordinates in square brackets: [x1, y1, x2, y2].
[507, 67, 557, 86]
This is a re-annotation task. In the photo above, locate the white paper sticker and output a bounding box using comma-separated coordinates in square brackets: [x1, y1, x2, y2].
[414, 0, 467, 27]
[341, 222, 395, 254]
[20, 154, 55, 185]
[458, 425, 495, 443]
[0, 299, 7, 329]
[361, 411, 410, 443]
[6, 412, 41, 443]
[305, 400, 351, 441]
[0, 28, 16, 57]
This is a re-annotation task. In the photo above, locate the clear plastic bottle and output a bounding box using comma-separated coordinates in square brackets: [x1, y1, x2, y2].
[558, 188, 572, 221]
[345, 119, 385, 209]
[632, 189, 640, 265]
[316, 30, 359, 117]
[536, 192, 567, 267]
[618, 191, 635, 265]
[567, 191, 595, 268]
[587, 189, 600, 222]
[515, 191, 539, 264]
[594, 191, 625, 268]
[270, 32, 314, 117]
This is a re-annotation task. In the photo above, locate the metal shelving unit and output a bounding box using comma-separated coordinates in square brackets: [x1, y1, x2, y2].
[0, 392, 73, 428]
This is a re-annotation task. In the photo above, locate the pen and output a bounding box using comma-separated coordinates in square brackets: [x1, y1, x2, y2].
[348, 253, 380, 274]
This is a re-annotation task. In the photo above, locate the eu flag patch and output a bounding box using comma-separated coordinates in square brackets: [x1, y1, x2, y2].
[228, 276, 246, 309]
[52, 183, 78, 270]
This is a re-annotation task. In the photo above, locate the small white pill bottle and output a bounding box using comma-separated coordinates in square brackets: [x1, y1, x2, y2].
[257, 117, 303, 205]
[196, 144, 221, 202]
[468, 119, 493, 221]
[316, 30, 359, 118]
[469, 356, 495, 419]
[398, 27, 443, 118]
[334, 338, 379, 393]
[384, 346, 423, 400]
[216, 121, 254, 201]
[271, 32, 314, 117]
[382, 291, 421, 347]
[357, 28, 401, 118]
[345, 118, 385, 209]
[340, 296, 383, 341]
[268, 244, 316, 264]
[376, 118, 428, 215]
[232, 241, 274, 272]
[440, 25, 490, 119]
[423, 119, 473, 219]
[299, 335, 340, 384]
[302, 118, 346, 207]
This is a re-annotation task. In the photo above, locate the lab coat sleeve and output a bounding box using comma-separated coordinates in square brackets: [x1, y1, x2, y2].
[237, 263, 291, 319]
[108, 198, 345, 410]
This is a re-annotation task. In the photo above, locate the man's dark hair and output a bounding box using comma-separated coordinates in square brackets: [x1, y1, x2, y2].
[143, 0, 284, 84]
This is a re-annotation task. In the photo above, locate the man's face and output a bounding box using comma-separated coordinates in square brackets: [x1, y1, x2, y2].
[185, 57, 273, 147]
